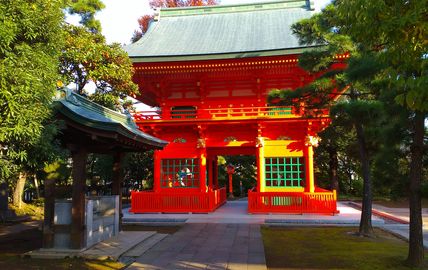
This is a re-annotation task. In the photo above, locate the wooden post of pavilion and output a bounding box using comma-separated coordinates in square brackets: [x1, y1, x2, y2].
[111, 152, 124, 231]
[70, 147, 88, 250]
[42, 178, 55, 248]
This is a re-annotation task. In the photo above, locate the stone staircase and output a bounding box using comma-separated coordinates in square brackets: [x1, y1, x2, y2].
[27, 230, 167, 261]
[119, 233, 168, 263]
[82, 231, 168, 261]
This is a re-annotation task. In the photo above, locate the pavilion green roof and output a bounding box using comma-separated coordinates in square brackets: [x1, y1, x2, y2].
[53, 89, 167, 149]
[125, 0, 318, 62]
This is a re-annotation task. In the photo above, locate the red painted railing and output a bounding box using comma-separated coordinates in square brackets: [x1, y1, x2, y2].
[132, 106, 320, 122]
[130, 187, 227, 213]
[248, 190, 338, 214]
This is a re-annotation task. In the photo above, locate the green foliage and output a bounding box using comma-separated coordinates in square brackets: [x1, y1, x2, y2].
[218, 155, 256, 196]
[67, 0, 105, 33]
[43, 159, 72, 184]
[272, 1, 423, 203]
[123, 151, 155, 189]
[87, 154, 113, 186]
[60, 24, 138, 98]
[60, 22, 138, 111]
[314, 123, 362, 194]
[89, 92, 121, 111]
[0, 0, 64, 179]
[335, 0, 428, 112]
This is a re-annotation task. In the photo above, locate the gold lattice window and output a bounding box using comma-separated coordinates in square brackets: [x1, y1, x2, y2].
[161, 159, 199, 188]
[265, 157, 305, 187]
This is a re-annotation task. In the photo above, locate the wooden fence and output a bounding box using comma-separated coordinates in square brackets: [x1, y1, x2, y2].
[248, 190, 338, 214]
[130, 187, 227, 213]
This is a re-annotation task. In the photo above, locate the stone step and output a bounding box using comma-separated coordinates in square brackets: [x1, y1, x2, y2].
[122, 217, 187, 224]
[81, 231, 156, 260]
[121, 233, 168, 258]
[265, 218, 385, 225]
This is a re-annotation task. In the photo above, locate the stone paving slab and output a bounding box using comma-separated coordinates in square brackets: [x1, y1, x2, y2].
[265, 218, 384, 225]
[82, 231, 156, 260]
[122, 233, 168, 257]
[381, 224, 428, 249]
[126, 223, 267, 270]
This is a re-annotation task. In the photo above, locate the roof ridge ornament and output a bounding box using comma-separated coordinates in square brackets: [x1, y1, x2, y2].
[65, 89, 82, 106]
[55, 88, 82, 106]
[158, 0, 310, 18]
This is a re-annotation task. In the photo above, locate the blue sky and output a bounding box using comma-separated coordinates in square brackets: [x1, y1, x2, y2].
[93, 0, 332, 45]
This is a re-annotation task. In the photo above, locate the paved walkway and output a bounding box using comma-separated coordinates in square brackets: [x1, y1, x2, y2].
[127, 223, 266, 270]
[123, 201, 384, 225]
[370, 203, 428, 249]
[372, 203, 428, 224]
[0, 220, 41, 237]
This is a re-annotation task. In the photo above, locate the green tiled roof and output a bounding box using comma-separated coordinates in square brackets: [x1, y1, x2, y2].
[53, 89, 167, 149]
[125, 0, 317, 62]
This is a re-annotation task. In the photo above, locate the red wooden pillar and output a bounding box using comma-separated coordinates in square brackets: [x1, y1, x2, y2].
[153, 150, 161, 192]
[213, 156, 218, 189]
[112, 152, 124, 231]
[70, 147, 88, 250]
[256, 137, 265, 192]
[304, 135, 317, 193]
[199, 148, 207, 193]
[207, 156, 213, 191]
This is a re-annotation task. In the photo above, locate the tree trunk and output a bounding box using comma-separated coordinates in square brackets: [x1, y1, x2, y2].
[355, 121, 373, 236]
[328, 146, 339, 193]
[406, 111, 425, 267]
[34, 174, 40, 199]
[12, 172, 27, 209]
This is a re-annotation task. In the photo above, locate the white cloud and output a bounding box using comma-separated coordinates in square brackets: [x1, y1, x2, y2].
[97, 0, 153, 45]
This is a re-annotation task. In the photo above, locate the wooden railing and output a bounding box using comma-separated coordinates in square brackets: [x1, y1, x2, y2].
[132, 106, 320, 122]
[212, 187, 227, 208]
[130, 187, 227, 213]
[248, 190, 338, 214]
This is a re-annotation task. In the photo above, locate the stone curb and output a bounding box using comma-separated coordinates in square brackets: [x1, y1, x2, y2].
[348, 201, 409, 224]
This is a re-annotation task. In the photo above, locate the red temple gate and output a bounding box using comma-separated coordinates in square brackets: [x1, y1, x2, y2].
[125, 0, 343, 214]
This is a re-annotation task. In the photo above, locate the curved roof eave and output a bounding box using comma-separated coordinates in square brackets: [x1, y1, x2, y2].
[129, 46, 324, 63]
[53, 89, 168, 149]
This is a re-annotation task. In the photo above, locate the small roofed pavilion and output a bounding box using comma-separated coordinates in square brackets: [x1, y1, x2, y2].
[43, 89, 167, 250]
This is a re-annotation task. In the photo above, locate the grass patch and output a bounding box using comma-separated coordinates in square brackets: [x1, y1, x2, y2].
[262, 226, 428, 270]
[8, 203, 44, 220]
